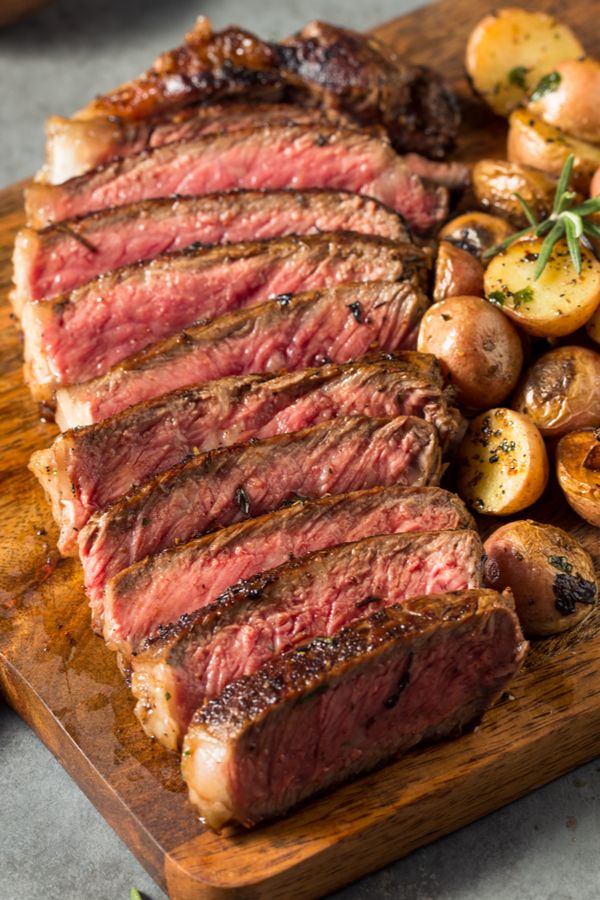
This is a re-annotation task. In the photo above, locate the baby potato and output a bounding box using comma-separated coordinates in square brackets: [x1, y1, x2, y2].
[513, 346, 600, 437]
[557, 429, 600, 527]
[528, 58, 600, 144]
[438, 212, 513, 261]
[484, 520, 597, 636]
[484, 236, 600, 337]
[472, 159, 560, 227]
[457, 408, 549, 515]
[465, 8, 584, 116]
[508, 110, 600, 192]
[417, 296, 523, 408]
[433, 242, 485, 301]
[592, 168, 600, 198]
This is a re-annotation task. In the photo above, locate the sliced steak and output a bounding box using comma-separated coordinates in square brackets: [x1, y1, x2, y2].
[23, 235, 426, 399]
[26, 125, 448, 233]
[14, 189, 407, 304]
[31, 354, 461, 553]
[104, 486, 474, 656]
[41, 103, 357, 184]
[51, 279, 429, 428]
[78, 416, 441, 620]
[182, 589, 525, 830]
[130, 529, 483, 750]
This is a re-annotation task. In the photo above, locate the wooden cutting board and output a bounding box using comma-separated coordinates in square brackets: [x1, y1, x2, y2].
[1, 0, 599, 896]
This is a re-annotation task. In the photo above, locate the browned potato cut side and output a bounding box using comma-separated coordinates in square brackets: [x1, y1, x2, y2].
[433, 243, 484, 301]
[528, 58, 600, 144]
[439, 212, 513, 260]
[472, 159, 560, 226]
[557, 429, 600, 527]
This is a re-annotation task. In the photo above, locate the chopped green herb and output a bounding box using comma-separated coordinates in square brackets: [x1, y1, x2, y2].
[182, 749, 191, 757]
[165, 691, 171, 701]
[530, 71, 561, 102]
[488, 290, 506, 306]
[508, 65, 528, 89]
[549, 555, 573, 574]
[512, 286, 534, 308]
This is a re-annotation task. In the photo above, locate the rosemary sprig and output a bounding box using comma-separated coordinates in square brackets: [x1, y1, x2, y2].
[482, 154, 600, 279]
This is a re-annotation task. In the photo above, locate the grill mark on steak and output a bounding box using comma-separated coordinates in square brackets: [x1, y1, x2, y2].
[182, 589, 526, 830]
[77, 415, 441, 621]
[129, 529, 483, 750]
[103, 485, 474, 655]
[50, 278, 432, 429]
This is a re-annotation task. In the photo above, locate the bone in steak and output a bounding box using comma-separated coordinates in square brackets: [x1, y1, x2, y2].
[26, 125, 448, 233]
[51, 279, 430, 429]
[130, 529, 483, 750]
[104, 486, 474, 656]
[77, 415, 441, 621]
[182, 589, 526, 829]
[14, 189, 407, 304]
[31, 354, 461, 554]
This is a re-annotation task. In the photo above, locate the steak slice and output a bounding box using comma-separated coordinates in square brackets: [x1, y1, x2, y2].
[31, 354, 461, 553]
[182, 589, 526, 830]
[130, 529, 483, 750]
[23, 234, 426, 399]
[26, 125, 448, 233]
[14, 189, 407, 304]
[78, 415, 441, 619]
[41, 103, 357, 184]
[104, 486, 474, 656]
[51, 279, 430, 428]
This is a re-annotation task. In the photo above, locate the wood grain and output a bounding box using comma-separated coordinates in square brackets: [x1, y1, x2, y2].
[1, 1, 600, 897]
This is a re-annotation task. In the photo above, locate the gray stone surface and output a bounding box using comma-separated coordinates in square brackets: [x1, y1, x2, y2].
[1, 1, 599, 898]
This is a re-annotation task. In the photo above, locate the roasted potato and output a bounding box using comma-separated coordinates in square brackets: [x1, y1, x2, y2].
[528, 58, 600, 144]
[557, 429, 600, 526]
[465, 9, 584, 116]
[433, 242, 485, 301]
[472, 159, 560, 226]
[592, 168, 600, 198]
[438, 212, 513, 261]
[513, 346, 600, 438]
[508, 110, 600, 192]
[484, 520, 597, 636]
[417, 296, 523, 408]
[484, 236, 600, 337]
[457, 408, 549, 515]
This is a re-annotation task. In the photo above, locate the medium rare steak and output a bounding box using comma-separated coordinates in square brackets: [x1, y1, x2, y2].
[77, 416, 441, 620]
[51, 279, 430, 428]
[31, 355, 461, 553]
[104, 486, 474, 656]
[26, 125, 448, 233]
[182, 589, 526, 829]
[130, 529, 483, 750]
[14, 189, 407, 304]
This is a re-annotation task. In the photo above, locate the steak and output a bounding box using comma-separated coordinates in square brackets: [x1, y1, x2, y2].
[130, 529, 483, 750]
[14, 189, 407, 304]
[41, 102, 357, 184]
[26, 125, 448, 233]
[51, 280, 431, 428]
[182, 589, 526, 830]
[77, 415, 441, 620]
[104, 486, 474, 656]
[30, 355, 461, 554]
[23, 234, 426, 398]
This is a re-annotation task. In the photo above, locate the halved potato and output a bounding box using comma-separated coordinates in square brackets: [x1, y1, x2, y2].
[556, 429, 600, 526]
[508, 110, 600, 192]
[457, 407, 549, 515]
[438, 212, 513, 260]
[484, 236, 600, 337]
[513, 346, 600, 437]
[465, 8, 584, 116]
[433, 243, 485, 301]
[528, 58, 600, 144]
[472, 159, 560, 226]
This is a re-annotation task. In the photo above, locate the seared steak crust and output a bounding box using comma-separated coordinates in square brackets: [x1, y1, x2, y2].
[104, 485, 474, 654]
[183, 589, 526, 829]
[130, 529, 483, 750]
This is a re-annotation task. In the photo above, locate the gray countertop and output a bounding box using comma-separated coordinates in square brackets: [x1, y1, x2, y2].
[1, 1, 599, 898]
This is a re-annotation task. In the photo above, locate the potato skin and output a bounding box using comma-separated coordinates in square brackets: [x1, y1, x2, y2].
[433, 242, 484, 302]
[473, 159, 559, 226]
[417, 296, 523, 408]
[592, 168, 600, 198]
[513, 346, 600, 438]
[557, 430, 600, 527]
[438, 212, 513, 261]
[484, 520, 597, 636]
[528, 58, 600, 144]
